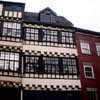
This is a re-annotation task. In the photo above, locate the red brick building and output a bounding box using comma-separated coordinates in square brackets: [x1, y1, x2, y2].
[76, 28, 100, 100]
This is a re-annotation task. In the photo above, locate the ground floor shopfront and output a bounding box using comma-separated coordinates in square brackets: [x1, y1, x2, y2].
[0, 87, 20, 100]
[24, 90, 82, 100]
[0, 87, 82, 100]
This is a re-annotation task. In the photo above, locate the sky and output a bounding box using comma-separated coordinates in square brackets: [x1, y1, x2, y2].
[3, 0, 100, 32]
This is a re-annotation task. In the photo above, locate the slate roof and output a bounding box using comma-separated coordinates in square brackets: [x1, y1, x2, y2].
[75, 27, 100, 36]
[24, 7, 73, 27]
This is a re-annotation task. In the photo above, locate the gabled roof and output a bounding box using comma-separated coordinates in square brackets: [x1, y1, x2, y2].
[24, 7, 73, 27]
[39, 7, 57, 16]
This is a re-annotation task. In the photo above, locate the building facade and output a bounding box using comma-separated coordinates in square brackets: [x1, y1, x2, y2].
[76, 29, 100, 100]
[0, 1, 81, 100]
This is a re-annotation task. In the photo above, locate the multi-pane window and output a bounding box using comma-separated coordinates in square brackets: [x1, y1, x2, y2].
[87, 88, 98, 100]
[84, 64, 94, 78]
[4, 11, 22, 18]
[24, 55, 78, 76]
[40, 13, 56, 23]
[24, 27, 75, 48]
[25, 28, 38, 40]
[63, 58, 77, 75]
[43, 29, 58, 42]
[96, 43, 100, 56]
[4, 4, 23, 18]
[0, 4, 3, 16]
[25, 56, 39, 73]
[62, 32, 74, 44]
[3, 22, 21, 37]
[80, 41, 90, 54]
[43, 57, 59, 74]
[0, 51, 19, 71]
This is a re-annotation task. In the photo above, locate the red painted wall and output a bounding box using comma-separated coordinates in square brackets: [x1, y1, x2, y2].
[76, 32, 100, 100]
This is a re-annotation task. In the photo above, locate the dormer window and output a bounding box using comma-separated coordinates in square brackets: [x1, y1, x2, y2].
[46, 12, 50, 15]
[40, 8, 56, 23]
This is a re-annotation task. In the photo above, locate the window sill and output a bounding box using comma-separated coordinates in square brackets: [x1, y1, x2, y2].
[81, 53, 91, 56]
[85, 77, 95, 80]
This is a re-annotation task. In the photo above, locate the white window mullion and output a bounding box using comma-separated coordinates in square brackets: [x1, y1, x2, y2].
[81, 41, 90, 54]
[96, 43, 100, 56]
[84, 63, 94, 79]
[87, 88, 98, 100]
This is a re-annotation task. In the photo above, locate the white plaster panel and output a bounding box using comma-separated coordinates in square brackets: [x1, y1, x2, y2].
[22, 78, 81, 88]
[0, 41, 77, 55]
[0, 41, 22, 47]
[0, 76, 21, 83]
[23, 45, 77, 55]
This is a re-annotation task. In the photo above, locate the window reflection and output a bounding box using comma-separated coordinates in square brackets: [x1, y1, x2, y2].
[0, 51, 19, 71]
[3, 22, 21, 37]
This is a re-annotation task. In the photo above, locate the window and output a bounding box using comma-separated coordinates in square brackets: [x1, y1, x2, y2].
[62, 32, 73, 44]
[96, 43, 100, 56]
[0, 4, 3, 16]
[25, 56, 39, 73]
[24, 56, 59, 74]
[3, 22, 21, 37]
[4, 11, 8, 17]
[87, 88, 98, 100]
[63, 58, 77, 75]
[18, 12, 22, 18]
[24, 55, 78, 76]
[25, 28, 38, 40]
[40, 13, 56, 23]
[0, 51, 19, 71]
[42, 29, 58, 42]
[84, 64, 94, 78]
[13, 11, 17, 17]
[43, 57, 59, 74]
[61, 31, 75, 48]
[4, 10, 22, 18]
[80, 41, 90, 54]
[24, 27, 75, 48]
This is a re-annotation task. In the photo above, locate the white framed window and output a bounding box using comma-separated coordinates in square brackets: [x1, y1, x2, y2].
[0, 4, 3, 16]
[80, 40, 90, 54]
[84, 63, 94, 78]
[87, 88, 98, 100]
[96, 43, 100, 56]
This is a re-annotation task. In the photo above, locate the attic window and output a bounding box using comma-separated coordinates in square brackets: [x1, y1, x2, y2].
[40, 13, 56, 23]
[46, 13, 50, 15]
